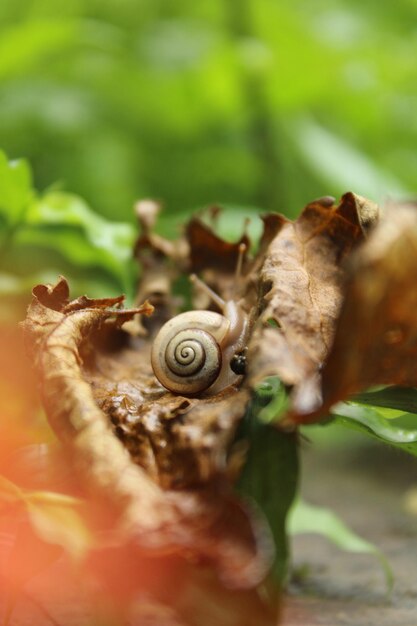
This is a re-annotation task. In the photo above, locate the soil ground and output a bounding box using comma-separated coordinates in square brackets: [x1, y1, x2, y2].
[282, 428, 417, 626]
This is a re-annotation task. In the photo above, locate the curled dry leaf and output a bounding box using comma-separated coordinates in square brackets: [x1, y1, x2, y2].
[247, 193, 377, 392]
[23, 275, 275, 596]
[132, 199, 189, 332]
[292, 203, 417, 421]
[23, 240, 279, 617]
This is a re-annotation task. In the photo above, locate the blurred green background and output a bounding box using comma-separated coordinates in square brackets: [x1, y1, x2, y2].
[0, 0, 416, 309]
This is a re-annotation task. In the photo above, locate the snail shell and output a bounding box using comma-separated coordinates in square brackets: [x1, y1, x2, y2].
[151, 310, 229, 395]
[151, 305, 247, 396]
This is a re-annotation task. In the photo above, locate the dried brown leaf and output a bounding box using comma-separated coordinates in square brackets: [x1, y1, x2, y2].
[23, 277, 272, 590]
[133, 201, 189, 332]
[248, 193, 376, 389]
[134, 200, 187, 263]
[186, 217, 250, 274]
[32, 276, 70, 310]
[292, 203, 417, 421]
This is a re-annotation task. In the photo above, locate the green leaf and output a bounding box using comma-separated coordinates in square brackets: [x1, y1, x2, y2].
[255, 377, 290, 424]
[0, 20, 77, 81]
[331, 402, 417, 456]
[0, 149, 137, 304]
[292, 118, 409, 203]
[0, 151, 33, 225]
[0, 270, 64, 298]
[237, 382, 299, 582]
[19, 192, 136, 292]
[288, 498, 393, 591]
[353, 386, 417, 415]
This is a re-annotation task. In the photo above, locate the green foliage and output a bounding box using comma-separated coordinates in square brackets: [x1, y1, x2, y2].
[0, 0, 415, 224]
[353, 386, 417, 415]
[0, 152, 33, 224]
[237, 381, 298, 582]
[0, 145, 265, 316]
[288, 498, 393, 590]
[20, 192, 136, 292]
[331, 402, 417, 456]
[0, 150, 137, 318]
[237, 379, 417, 586]
[254, 377, 290, 424]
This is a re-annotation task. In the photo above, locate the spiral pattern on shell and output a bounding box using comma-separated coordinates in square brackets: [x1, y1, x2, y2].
[165, 332, 207, 377]
[163, 328, 221, 391]
[151, 310, 229, 395]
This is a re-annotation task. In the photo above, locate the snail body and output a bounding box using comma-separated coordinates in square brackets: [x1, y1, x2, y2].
[151, 299, 249, 397]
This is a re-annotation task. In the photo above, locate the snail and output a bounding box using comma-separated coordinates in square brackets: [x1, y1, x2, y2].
[151, 244, 249, 396]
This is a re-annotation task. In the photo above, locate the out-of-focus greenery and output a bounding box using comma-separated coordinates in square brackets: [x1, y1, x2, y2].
[332, 401, 417, 456]
[288, 497, 393, 590]
[0, 150, 137, 318]
[0, 0, 415, 228]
